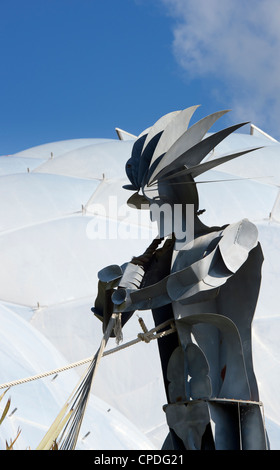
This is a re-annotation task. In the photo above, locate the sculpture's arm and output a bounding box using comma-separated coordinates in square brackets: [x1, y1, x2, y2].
[93, 219, 259, 318]
[92, 237, 172, 328]
[112, 263, 172, 313]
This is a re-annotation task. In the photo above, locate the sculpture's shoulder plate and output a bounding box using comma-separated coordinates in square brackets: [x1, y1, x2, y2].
[166, 220, 260, 304]
[219, 219, 258, 273]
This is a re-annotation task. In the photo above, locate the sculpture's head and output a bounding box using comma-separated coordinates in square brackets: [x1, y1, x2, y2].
[123, 106, 261, 240]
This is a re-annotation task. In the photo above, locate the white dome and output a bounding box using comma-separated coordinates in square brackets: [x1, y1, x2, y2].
[0, 132, 280, 449]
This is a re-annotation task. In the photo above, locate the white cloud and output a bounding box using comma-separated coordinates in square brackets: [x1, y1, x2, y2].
[160, 0, 280, 138]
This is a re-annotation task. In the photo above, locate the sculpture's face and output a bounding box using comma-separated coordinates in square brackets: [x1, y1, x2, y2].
[157, 173, 199, 208]
[145, 173, 198, 243]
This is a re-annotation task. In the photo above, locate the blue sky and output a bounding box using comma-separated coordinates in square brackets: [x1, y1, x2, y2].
[1, 0, 280, 154]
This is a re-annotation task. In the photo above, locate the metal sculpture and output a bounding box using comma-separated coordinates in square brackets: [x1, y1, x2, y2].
[93, 106, 269, 450]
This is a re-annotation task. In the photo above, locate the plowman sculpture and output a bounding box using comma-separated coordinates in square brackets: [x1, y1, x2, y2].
[93, 106, 269, 450]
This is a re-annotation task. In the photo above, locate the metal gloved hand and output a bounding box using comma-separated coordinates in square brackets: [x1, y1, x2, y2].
[111, 262, 145, 306]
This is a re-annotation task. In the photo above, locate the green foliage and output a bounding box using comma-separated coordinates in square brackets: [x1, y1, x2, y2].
[0, 388, 21, 450]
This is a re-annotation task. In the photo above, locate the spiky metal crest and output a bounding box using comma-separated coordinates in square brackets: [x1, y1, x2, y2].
[124, 106, 261, 209]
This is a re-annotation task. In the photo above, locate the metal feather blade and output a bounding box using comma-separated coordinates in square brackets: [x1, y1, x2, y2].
[158, 147, 263, 182]
[148, 122, 249, 184]
[147, 109, 230, 185]
[141, 110, 181, 155]
[126, 134, 147, 190]
[148, 105, 200, 166]
[189, 147, 263, 178]
[138, 132, 163, 188]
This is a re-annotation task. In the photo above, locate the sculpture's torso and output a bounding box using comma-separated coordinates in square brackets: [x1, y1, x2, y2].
[94, 219, 269, 450]
[146, 225, 268, 449]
